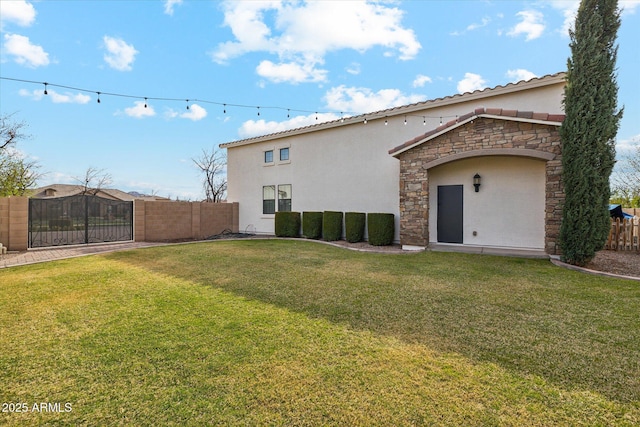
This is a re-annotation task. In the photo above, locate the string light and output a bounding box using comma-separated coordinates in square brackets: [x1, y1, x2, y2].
[384, 117, 388, 125]
[1, 76, 462, 128]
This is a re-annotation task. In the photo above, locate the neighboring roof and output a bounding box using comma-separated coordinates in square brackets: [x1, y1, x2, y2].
[220, 72, 566, 149]
[388, 107, 565, 157]
[31, 184, 168, 201]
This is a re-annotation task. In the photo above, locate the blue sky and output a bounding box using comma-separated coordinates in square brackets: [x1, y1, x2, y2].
[1, 0, 639, 200]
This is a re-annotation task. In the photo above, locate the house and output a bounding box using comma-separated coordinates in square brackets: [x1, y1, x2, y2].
[31, 184, 168, 202]
[220, 73, 566, 255]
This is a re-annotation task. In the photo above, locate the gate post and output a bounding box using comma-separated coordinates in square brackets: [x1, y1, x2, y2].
[6, 197, 29, 251]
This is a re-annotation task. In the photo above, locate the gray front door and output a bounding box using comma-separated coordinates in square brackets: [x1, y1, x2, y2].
[437, 185, 463, 244]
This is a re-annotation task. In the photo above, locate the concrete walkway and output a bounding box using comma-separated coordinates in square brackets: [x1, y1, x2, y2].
[0, 241, 167, 269]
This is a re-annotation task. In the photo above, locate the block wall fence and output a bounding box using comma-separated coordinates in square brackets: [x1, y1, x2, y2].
[0, 197, 239, 251]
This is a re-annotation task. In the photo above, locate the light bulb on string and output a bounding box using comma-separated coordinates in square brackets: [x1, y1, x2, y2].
[363, 117, 368, 125]
[144, 98, 148, 108]
[257, 106, 260, 117]
[287, 109, 290, 118]
[384, 117, 388, 126]
[96, 92, 101, 103]
[423, 116, 426, 126]
[404, 116, 407, 125]
[439, 117, 442, 126]
[43, 82, 48, 95]
[186, 99, 190, 110]
[223, 104, 226, 114]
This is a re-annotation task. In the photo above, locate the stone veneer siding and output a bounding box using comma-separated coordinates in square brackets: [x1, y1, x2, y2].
[397, 117, 564, 254]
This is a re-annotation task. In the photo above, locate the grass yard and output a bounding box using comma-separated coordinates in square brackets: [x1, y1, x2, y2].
[1, 240, 639, 426]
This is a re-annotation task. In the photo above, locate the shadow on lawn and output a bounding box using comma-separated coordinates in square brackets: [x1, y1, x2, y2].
[111, 239, 640, 403]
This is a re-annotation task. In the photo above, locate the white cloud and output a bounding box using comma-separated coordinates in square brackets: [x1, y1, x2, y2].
[505, 69, 538, 83]
[0, 0, 36, 28]
[181, 104, 207, 121]
[324, 85, 425, 114]
[548, 0, 639, 38]
[3, 33, 49, 67]
[346, 62, 361, 75]
[467, 17, 491, 31]
[164, 0, 183, 16]
[212, 0, 420, 84]
[457, 73, 487, 94]
[256, 59, 327, 83]
[238, 112, 340, 138]
[19, 88, 91, 104]
[413, 74, 432, 88]
[621, 0, 640, 14]
[103, 36, 138, 71]
[508, 10, 545, 41]
[124, 101, 156, 118]
[616, 133, 640, 155]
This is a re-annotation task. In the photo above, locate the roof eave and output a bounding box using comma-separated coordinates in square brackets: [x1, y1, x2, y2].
[220, 72, 567, 149]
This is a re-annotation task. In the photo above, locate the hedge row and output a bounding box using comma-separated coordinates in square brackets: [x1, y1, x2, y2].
[275, 211, 394, 246]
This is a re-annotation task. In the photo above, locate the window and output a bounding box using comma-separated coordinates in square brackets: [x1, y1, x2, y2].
[279, 147, 289, 161]
[278, 184, 292, 212]
[263, 185, 275, 214]
[264, 150, 274, 163]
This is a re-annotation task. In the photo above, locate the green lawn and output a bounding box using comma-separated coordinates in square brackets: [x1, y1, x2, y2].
[1, 240, 638, 426]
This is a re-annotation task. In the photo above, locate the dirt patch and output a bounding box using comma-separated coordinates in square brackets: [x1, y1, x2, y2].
[585, 250, 640, 278]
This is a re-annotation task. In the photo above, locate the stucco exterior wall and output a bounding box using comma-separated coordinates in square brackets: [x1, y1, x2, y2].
[428, 157, 546, 249]
[224, 76, 566, 239]
[396, 117, 563, 254]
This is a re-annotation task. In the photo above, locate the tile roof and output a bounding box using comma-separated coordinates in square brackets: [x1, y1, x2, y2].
[220, 72, 566, 149]
[388, 107, 565, 156]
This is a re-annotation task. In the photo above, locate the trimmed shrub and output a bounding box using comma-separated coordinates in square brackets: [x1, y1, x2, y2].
[302, 211, 323, 239]
[323, 211, 343, 241]
[275, 211, 301, 237]
[345, 212, 365, 243]
[367, 213, 394, 246]
[49, 218, 73, 230]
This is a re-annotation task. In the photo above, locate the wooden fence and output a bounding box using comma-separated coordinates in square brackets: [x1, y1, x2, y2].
[605, 217, 639, 252]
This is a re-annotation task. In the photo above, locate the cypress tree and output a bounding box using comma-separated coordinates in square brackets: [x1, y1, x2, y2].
[559, 0, 623, 266]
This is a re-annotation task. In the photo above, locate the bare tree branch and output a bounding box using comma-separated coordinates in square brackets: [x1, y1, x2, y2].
[1, 113, 29, 151]
[193, 147, 227, 202]
[75, 167, 113, 196]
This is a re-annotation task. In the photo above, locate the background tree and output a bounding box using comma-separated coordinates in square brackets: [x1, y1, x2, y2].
[559, 0, 623, 266]
[0, 113, 42, 196]
[75, 167, 113, 196]
[611, 143, 640, 207]
[193, 147, 227, 202]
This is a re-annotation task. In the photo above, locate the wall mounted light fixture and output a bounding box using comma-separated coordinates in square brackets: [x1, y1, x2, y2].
[473, 173, 481, 192]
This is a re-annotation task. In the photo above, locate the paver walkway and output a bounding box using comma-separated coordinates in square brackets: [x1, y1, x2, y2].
[0, 242, 167, 269]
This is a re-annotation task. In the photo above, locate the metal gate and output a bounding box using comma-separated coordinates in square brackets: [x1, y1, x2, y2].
[28, 195, 133, 248]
